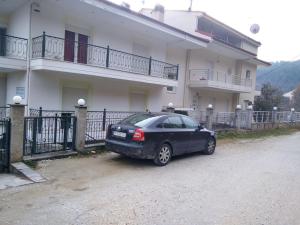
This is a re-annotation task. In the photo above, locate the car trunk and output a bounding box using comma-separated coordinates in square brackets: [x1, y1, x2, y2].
[108, 124, 138, 143]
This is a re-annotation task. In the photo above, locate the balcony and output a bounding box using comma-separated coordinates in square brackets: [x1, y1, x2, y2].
[188, 69, 252, 93]
[31, 33, 179, 86]
[0, 34, 28, 71]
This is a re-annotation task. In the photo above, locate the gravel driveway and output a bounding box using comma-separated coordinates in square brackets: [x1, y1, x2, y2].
[1, 132, 300, 225]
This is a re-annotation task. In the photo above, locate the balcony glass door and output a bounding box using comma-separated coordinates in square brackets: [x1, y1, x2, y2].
[77, 34, 88, 64]
[64, 30, 75, 62]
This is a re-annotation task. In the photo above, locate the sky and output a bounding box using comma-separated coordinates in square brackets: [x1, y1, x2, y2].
[109, 0, 300, 62]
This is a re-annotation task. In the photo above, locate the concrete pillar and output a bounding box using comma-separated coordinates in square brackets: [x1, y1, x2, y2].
[234, 108, 242, 130]
[206, 107, 214, 130]
[10, 104, 25, 162]
[75, 106, 87, 151]
[246, 108, 253, 130]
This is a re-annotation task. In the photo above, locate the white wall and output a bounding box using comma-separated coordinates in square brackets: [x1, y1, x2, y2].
[7, 2, 30, 38]
[6, 72, 26, 104]
[30, 1, 168, 62]
[29, 71, 165, 112]
[0, 74, 7, 106]
[162, 47, 187, 107]
[189, 89, 234, 112]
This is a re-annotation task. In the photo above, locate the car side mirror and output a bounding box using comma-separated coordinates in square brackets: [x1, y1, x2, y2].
[198, 124, 204, 130]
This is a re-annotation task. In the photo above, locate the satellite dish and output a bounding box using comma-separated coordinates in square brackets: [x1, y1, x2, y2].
[250, 23, 260, 34]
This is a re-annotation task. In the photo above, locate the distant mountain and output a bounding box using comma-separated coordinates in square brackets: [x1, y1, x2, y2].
[256, 60, 300, 93]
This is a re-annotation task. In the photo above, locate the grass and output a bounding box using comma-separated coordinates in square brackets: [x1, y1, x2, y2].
[217, 126, 300, 140]
[23, 160, 38, 169]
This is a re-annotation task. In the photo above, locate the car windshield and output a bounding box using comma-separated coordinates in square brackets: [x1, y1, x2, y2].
[119, 113, 156, 127]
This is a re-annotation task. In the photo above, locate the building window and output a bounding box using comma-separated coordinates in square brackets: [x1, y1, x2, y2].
[166, 86, 176, 93]
[246, 70, 251, 79]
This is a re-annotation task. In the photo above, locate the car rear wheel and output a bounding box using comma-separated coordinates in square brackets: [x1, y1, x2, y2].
[153, 143, 172, 166]
[203, 137, 216, 155]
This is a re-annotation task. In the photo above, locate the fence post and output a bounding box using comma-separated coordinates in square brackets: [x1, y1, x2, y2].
[290, 108, 295, 124]
[148, 57, 152, 75]
[246, 106, 253, 130]
[102, 108, 107, 131]
[106, 45, 110, 68]
[9, 103, 25, 162]
[42, 31, 46, 58]
[272, 107, 278, 128]
[38, 106, 42, 133]
[234, 105, 242, 130]
[75, 103, 87, 151]
[206, 105, 214, 130]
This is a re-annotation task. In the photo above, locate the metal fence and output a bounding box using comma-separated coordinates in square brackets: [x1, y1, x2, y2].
[29, 108, 75, 117]
[24, 116, 76, 156]
[85, 110, 142, 144]
[31, 33, 178, 80]
[0, 34, 28, 60]
[0, 107, 9, 118]
[212, 112, 235, 130]
[0, 118, 10, 172]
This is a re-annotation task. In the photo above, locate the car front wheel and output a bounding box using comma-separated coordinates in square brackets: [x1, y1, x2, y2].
[203, 137, 216, 155]
[153, 143, 172, 166]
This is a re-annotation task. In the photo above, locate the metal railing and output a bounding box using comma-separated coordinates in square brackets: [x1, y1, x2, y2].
[0, 34, 28, 60]
[189, 69, 252, 88]
[29, 107, 75, 117]
[85, 110, 142, 144]
[24, 116, 76, 156]
[0, 107, 9, 118]
[252, 111, 273, 123]
[212, 112, 235, 129]
[32, 32, 179, 80]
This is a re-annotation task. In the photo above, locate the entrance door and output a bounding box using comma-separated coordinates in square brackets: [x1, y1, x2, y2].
[77, 34, 88, 64]
[0, 28, 6, 56]
[129, 92, 146, 111]
[64, 30, 75, 62]
[62, 87, 88, 111]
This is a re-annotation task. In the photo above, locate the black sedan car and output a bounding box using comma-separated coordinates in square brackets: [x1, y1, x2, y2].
[105, 112, 216, 166]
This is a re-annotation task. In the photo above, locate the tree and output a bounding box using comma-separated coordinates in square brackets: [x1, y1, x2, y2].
[292, 84, 300, 111]
[254, 83, 283, 111]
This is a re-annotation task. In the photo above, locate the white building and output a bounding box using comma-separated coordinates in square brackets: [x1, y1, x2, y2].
[0, 0, 269, 114]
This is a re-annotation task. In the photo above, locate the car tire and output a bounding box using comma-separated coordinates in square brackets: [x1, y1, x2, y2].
[153, 143, 172, 166]
[203, 137, 216, 155]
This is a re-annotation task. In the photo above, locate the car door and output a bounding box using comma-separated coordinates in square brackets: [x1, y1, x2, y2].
[161, 116, 190, 156]
[181, 116, 207, 152]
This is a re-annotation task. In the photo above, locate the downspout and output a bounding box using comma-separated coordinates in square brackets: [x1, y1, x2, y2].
[182, 49, 191, 107]
[25, 2, 33, 115]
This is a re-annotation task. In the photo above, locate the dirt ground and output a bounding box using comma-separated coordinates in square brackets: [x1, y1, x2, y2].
[1, 132, 300, 225]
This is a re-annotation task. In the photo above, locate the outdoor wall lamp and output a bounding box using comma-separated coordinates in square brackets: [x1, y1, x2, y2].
[291, 108, 295, 112]
[13, 96, 22, 104]
[207, 104, 213, 109]
[236, 104, 242, 109]
[247, 105, 253, 110]
[273, 106, 278, 111]
[78, 99, 86, 107]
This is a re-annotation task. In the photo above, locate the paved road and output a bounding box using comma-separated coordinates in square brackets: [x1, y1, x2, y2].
[1, 132, 300, 225]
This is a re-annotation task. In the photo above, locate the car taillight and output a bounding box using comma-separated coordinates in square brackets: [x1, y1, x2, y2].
[132, 128, 145, 141]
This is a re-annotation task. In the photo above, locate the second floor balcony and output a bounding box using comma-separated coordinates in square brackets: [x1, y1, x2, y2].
[31, 33, 179, 86]
[0, 34, 28, 71]
[188, 69, 252, 93]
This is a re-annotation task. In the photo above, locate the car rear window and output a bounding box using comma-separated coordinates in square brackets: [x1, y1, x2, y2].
[119, 113, 156, 127]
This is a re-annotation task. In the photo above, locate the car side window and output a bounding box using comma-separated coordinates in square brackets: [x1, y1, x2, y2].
[182, 116, 198, 129]
[162, 116, 184, 128]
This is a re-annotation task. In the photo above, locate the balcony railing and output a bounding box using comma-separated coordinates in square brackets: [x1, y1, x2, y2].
[189, 69, 252, 88]
[0, 34, 28, 60]
[32, 32, 179, 80]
